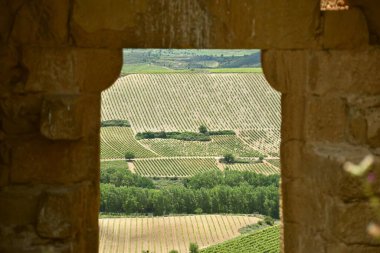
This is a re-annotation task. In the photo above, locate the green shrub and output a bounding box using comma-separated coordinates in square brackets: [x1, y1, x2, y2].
[189, 243, 199, 253]
[198, 124, 208, 134]
[223, 153, 236, 164]
[264, 216, 274, 226]
[125, 152, 135, 161]
[208, 130, 235, 135]
[101, 120, 130, 127]
[169, 250, 179, 253]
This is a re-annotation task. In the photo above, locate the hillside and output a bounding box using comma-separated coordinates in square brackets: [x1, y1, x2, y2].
[101, 73, 281, 158]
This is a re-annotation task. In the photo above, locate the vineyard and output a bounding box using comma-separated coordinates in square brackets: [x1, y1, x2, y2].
[225, 163, 279, 175]
[99, 215, 260, 253]
[139, 135, 262, 157]
[201, 225, 280, 253]
[100, 73, 281, 177]
[101, 127, 158, 159]
[266, 159, 281, 168]
[101, 73, 280, 157]
[133, 158, 219, 177]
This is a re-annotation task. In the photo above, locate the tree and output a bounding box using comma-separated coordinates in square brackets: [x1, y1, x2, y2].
[189, 243, 199, 253]
[223, 153, 235, 164]
[198, 124, 208, 134]
[124, 152, 135, 161]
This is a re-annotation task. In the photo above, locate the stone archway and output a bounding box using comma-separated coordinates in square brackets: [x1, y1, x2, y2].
[0, 0, 379, 252]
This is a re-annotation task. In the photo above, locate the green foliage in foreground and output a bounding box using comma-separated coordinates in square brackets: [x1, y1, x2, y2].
[201, 225, 280, 253]
[100, 170, 279, 218]
[101, 167, 154, 188]
[190, 243, 199, 253]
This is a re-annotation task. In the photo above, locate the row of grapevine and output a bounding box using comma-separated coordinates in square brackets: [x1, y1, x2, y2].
[99, 215, 260, 253]
[133, 158, 219, 177]
[265, 159, 281, 168]
[201, 225, 280, 253]
[225, 163, 280, 175]
[238, 129, 280, 157]
[101, 73, 281, 132]
[140, 135, 263, 158]
[100, 127, 158, 159]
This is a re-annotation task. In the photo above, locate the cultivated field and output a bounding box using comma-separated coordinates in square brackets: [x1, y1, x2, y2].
[139, 135, 262, 157]
[225, 163, 279, 175]
[101, 127, 158, 159]
[201, 225, 280, 253]
[100, 73, 281, 177]
[102, 74, 280, 132]
[133, 158, 219, 177]
[99, 215, 260, 253]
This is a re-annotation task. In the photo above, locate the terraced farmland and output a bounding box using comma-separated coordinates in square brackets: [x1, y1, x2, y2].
[225, 163, 279, 175]
[201, 225, 280, 253]
[140, 135, 263, 157]
[99, 215, 260, 253]
[133, 158, 219, 177]
[101, 127, 158, 159]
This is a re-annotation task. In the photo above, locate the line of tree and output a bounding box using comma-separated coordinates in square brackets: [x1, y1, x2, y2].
[100, 169, 279, 218]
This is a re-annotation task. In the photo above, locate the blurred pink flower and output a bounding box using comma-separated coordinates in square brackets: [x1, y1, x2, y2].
[367, 222, 380, 239]
[367, 172, 377, 184]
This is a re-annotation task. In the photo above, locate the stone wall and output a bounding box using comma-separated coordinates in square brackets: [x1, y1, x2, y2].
[0, 0, 379, 252]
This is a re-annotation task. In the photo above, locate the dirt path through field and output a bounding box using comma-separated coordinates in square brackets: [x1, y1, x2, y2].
[128, 162, 136, 173]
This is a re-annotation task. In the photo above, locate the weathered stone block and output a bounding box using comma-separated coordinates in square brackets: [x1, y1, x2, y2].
[348, 96, 380, 148]
[321, 8, 369, 49]
[308, 48, 380, 96]
[305, 97, 347, 142]
[37, 193, 72, 239]
[0, 94, 42, 135]
[72, 0, 320, 49]
[22, 47, 122, 93]
[0, 186, 41, 226]
[10, 0, 70, 46]
[9, 137, 98, 184]
[40, 95, 84, 140]
[329, 201, 380, 245]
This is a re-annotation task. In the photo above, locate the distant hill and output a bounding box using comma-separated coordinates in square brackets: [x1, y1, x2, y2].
[122, 49, 261, 74]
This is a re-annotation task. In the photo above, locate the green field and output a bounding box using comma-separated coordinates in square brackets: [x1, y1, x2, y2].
[100, 127, 158, 159]
[133, 158, 219, 177]
[225, 163, 279, 175]
[101, 160, 129, 170]
[201, 225, 280, 253]
[140, 135, 263, 157]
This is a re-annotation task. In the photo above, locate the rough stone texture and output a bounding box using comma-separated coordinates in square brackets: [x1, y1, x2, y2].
[263, 48, 380, 252]
[1, 0, 380, 253]
[40, 95, 84, 140]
